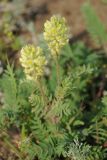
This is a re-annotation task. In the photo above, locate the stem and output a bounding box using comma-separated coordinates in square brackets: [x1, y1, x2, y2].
[66, 105, 85, 133]
[55, 56, 60, 87]
[96, 120, 99, 143]
[36, 78, 48, 106]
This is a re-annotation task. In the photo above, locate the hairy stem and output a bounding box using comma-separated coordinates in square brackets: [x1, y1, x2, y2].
[37, 78, 48, 106]
[96, 120, 99, 143]
[55, 56, 60, 87]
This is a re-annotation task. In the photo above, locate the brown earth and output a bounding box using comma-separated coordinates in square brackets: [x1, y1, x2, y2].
[28, 0, 107, 36]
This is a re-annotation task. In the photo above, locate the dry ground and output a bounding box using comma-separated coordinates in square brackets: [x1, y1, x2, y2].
[29, 0, 107, 35]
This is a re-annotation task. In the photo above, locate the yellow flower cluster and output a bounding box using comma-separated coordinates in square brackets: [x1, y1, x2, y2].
[20, 45, 47, 80]
[20, 16, 68, 80]
[44, 15, 68, 57]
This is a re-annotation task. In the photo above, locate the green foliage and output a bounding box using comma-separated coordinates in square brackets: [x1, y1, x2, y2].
[0, 60, 96, 159]
[1, 44, 107, 160]
[82, 2, 107, 45]
[66, 140, 106, 160]
[1, 63, 17, 108]
[65, 139, 90, 160]
[1, 2, 107, 160]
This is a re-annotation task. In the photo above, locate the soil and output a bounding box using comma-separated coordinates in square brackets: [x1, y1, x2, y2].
[28, 0, 107, 36]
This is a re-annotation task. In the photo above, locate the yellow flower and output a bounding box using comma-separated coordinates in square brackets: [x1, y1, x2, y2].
[20, 44, 47, 80]
[44, 15, 69, 57]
